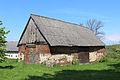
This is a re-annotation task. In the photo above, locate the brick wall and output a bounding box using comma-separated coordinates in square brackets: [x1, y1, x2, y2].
[18, 45, 26, 62]
[18, 45, 26, 53]
[36, 45, 51, 54]
[19, 44, 51, 64]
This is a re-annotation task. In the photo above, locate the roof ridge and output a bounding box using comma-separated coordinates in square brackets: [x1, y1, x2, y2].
[30, 14, 89, 30]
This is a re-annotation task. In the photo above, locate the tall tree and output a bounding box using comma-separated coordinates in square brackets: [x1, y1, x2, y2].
[86, 19, 105, 39]
[0, 21, 10, 63]
[80, 19, 105, 39]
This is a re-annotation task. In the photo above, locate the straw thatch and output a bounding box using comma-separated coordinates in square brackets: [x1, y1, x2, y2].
[18, 14, 105, 46]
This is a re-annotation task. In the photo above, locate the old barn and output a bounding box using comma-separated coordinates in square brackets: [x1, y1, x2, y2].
[17, 14, 105, 65]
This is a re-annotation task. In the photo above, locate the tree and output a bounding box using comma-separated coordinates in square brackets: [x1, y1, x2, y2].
[0, 21, 10, 63]
[80, 19, 105, 39]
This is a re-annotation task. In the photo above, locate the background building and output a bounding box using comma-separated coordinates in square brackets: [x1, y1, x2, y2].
[5, 41, 18, 59]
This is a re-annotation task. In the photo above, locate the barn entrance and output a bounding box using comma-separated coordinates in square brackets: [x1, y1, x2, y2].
[78, 52, 89, 63]
[24, 44, 40, 64]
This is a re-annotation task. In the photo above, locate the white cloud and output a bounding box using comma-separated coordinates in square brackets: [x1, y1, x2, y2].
[105, 34, 120, 42]
[104, 33, 120, 45]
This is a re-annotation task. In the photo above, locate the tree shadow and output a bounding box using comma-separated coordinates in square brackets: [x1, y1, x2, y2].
[25, 69, 120, 80]
[108, 63, 120, 69]
[108, 62, 120, 72]
[0, 65, 14, 69]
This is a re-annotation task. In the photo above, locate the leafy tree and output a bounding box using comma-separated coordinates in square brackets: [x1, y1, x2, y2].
[0, 21, 10, 63]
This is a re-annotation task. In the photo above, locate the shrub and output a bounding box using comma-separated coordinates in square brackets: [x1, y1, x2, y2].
[6, 59, 18, 64]
[72, 59, 80, 65]
[16, 58, 18, 62]
[41, 62, 46, 65]
[105, 45, 120, 59]
[53, 64, 59, 67]
[99, 57, 108, 62]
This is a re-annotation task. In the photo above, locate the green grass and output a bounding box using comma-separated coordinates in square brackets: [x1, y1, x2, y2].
[0, 59, 120, 80]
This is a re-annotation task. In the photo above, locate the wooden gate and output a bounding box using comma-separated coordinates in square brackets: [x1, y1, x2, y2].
[78, 52, 89, 63]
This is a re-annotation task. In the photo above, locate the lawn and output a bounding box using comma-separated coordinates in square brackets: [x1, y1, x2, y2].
[0, 59, 120, 80]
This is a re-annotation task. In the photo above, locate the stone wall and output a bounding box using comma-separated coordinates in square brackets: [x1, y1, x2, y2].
[50, 46, 105, 64]
[89, 47, 105, 63]
[39, 54, 73, 66]
[50, 46, 90, 64]
[89, 52, 97, 62]
[18, 45, 105, 65]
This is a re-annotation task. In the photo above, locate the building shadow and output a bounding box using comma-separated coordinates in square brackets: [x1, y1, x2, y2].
[25, 69, 120, 80]
[0, 65, 14, 69]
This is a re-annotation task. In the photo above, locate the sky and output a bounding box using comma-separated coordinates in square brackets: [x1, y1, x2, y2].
[0, 0, 120, 45]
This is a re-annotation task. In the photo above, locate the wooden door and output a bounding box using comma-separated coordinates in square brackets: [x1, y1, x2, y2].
[24, 44, 40, 64]
[78, 52, 89, 63]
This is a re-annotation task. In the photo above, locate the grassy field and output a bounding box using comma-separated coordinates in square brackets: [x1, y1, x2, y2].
[0, 59, 120, 80]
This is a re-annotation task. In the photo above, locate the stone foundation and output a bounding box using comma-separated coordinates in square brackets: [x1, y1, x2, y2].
[89, 52, 105, 63]
[39, 54, 73, 66]
[18, 45, 105, 65]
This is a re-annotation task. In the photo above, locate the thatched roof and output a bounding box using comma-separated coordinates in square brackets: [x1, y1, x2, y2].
[18, 14, 105, 46]
[5, 41, 18, 51]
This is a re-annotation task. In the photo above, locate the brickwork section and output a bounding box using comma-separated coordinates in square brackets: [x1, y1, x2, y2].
[36, 45, 50, 54]
[25, 44, 51, 64]
[18, 46, 25, 62]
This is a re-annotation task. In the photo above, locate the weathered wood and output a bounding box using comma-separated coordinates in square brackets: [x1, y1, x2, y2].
[19, 18, 46, 45]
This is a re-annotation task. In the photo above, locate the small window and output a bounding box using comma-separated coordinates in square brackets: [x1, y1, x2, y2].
[11, 55, 12, 57]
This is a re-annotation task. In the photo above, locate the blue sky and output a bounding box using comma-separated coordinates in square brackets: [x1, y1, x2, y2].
[0, 0, 120, 45]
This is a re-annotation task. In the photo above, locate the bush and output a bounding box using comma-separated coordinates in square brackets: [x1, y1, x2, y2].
[105, 45, 120, 59]
[53, 64, 59, 67]
[41, 62, 46, 65]
[99, 57, 108, 62]
[72, 59, 80, 65]
[6, 59, 18, 64]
